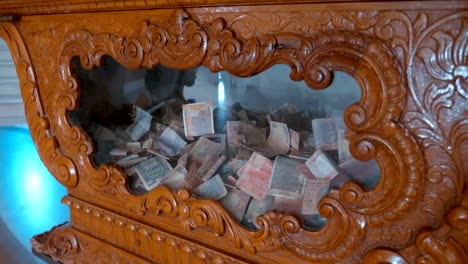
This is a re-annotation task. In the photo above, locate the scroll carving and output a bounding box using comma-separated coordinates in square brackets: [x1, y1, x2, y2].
[0, 22, 78, 188]
[54, 9, 427, 262]
[19, 4, 467, 264]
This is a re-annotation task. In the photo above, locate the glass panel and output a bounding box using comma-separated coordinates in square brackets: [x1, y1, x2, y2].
[70, 56, 380, 230]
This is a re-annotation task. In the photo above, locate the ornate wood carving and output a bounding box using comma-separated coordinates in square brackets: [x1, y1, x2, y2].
[32, 197, 246, 264]
[0, 22, 78, 188]
[1, 1, 466, 263]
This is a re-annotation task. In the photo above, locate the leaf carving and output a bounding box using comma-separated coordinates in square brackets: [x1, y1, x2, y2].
[414, 13, 428, 38]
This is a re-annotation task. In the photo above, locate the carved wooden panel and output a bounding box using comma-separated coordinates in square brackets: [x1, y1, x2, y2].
[0, 1, 466, 263]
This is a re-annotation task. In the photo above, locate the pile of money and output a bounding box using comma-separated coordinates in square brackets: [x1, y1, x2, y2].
[86, 99, 380, 229]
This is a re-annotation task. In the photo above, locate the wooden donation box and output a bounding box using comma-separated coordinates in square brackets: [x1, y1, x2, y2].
[0, 0, 467, 263]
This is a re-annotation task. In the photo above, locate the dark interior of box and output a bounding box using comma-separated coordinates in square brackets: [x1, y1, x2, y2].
[69, 56, 381, 230]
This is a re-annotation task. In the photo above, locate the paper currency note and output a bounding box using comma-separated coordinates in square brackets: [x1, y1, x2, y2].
[184, 160, 203, 190]
[132, 155, 173, 190]
[188, 137, 223, 163]
[225, 175, 238, 186]
[177, 152, 189, 168]
[109, 148, 128, 157]
[301, 179, 330, 215]
[192, 174, 227, 200]
[197, 154, 226, 181]
[159, 126, 187, 155]
[337, 129, 352, 162]
[182, 102, 215, 137]
[236, 146, 254, 160]
[227, 158, 247, 174]
[296, 163, 316, 180]
[266, 121, 290, 156]
[305, 150, 339, 180]
[120, 142, 141, 153]
[268, 156, 305, 197]
[226, 121, 263, 146]
[125, 106, 153, 141]
[312, 118, 338, 150]
[160, 165, 188, 191]
[235, 152, 273, 200]
[289, 128, 300, 151]
[169, 118, 185, 139]
[219, 188, 251, 221]
[116, 156, 149, 169]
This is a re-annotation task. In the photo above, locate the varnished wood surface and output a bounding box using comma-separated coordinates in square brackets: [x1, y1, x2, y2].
[0, 0, 465, 16]
[0, 0, 466, 263]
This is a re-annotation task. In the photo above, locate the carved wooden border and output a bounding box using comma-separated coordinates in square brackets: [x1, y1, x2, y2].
[0, 22, 78, 188]
[31, 196, 246, 264]
[4, 4, 467, 264]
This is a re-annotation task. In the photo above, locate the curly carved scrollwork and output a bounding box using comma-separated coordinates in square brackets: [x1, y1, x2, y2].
[34, 6, 466, 263]
[0, 22, 78, 188]
[30, 224, 79, 262]
[54, 9, 430, 262]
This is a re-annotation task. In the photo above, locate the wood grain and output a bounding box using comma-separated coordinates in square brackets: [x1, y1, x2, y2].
[0, 0, 467, 263]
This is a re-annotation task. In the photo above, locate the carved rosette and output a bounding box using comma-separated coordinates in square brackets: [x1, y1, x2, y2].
[12, 5, 467, 264]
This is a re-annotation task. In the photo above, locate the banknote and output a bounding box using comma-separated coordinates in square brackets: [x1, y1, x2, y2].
[289, 128, 300, 151]
[311, 118, 340, 151]
[125, 106, 153, 141]
[219, 188, 251, 221]
[226, 121, 263, 146]
[266, 121, 290, 156]
[192, 174, 227, 200]
[159, 126, 187, 155]
[301, 179, 330, 215]
[224, 175, 238, 186]
[184, 160, 203, 190]
[305, 149, 339, 180]
[117, 156, 149, 169]
[182, 102, 215, 137]
[235, 152, 273, 200]
[197, 154, 226, 181]
[188, 137, 224, 163]
[160, 165, 188, 191]
[132, 155, 173, 190]
[337, 129, 352, 163]
[296, 163, 316, 180]
[268, 156, 305, 197]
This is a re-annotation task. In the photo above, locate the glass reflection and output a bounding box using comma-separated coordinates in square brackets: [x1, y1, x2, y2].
[71, 56, 380, 230]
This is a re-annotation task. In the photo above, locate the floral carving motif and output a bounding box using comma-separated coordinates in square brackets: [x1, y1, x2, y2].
[418, 18, 468, 100]
[51, 8, 451, 263]
[6, 3, 467, 264]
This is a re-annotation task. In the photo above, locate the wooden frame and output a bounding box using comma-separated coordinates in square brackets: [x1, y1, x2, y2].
[0, 1, 467, 263]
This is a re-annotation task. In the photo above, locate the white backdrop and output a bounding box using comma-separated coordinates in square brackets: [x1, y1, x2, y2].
[0, 38, 25, 126]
